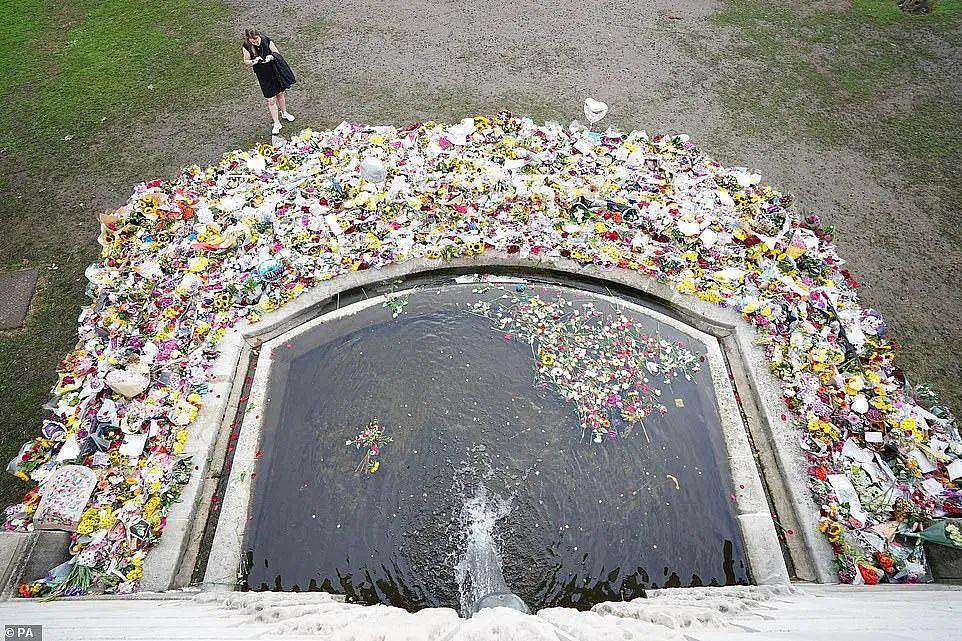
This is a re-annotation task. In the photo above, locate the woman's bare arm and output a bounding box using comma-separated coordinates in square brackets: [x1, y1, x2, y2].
[269, 40, 280, 54]
[243, 47, 261, 67]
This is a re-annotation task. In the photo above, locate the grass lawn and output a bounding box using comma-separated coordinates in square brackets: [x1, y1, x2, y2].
[711, 0, 962, 239]
[0, 0, 240, 506]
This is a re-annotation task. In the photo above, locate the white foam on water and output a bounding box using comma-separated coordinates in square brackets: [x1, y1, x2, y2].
[454, 486, 513, 617]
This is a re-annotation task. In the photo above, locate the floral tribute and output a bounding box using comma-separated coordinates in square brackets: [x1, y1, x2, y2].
[3, 112, 959, 596]
[346, 419, 391, 474]
[472, 293, 702, 442]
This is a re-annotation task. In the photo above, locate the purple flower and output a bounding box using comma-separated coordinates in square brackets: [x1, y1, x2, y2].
[812, 401, 833, 419]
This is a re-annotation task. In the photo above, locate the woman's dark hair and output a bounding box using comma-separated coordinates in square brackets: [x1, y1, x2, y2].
[244, 28, 260, 40]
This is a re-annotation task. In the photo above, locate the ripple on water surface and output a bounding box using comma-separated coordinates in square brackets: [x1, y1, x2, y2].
[244, 282, 749, 612]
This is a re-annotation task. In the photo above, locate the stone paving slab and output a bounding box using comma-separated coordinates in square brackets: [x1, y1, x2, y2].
[0, 268, 39, 330]
[2, 585, 960, 640]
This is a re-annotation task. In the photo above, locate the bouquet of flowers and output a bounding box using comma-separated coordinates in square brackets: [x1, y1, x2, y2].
[346, 419, 392, 474]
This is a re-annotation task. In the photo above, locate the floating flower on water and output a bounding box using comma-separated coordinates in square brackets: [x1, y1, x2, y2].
[346, 420, 391, 475]
[474, 293, 701, 441]
[383, 293, 409, 318]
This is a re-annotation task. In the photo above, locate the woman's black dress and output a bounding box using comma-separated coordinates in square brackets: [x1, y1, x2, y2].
[244, 36, 296, 98]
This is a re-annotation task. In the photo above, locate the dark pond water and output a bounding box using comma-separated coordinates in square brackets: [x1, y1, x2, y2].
[244, 281, 749, 613]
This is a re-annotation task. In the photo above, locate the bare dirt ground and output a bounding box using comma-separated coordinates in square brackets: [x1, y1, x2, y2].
[0, 0, 959, 502]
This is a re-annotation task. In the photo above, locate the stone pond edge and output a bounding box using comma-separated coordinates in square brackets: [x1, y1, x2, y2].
[140, 252, 838, 595]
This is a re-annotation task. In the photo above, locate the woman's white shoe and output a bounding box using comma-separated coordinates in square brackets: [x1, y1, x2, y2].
[271, 122, 282, 134]
[282, 112, 295, 122]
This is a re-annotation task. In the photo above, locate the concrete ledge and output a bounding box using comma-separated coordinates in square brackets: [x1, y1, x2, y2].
[0, 531, 71, 600]
[143, 333, 248, 591]
[5, 583, 962, 639]
[731, 325, 837, 583]
[240, 254, 744, 345]
[201, 336, 273, 590]
[0, 532, 36, 600]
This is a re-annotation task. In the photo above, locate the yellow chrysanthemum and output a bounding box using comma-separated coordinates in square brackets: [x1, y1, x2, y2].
[676, 279, 696, 294]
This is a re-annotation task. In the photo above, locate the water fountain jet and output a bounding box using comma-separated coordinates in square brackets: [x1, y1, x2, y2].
[454, 487, 529, 617]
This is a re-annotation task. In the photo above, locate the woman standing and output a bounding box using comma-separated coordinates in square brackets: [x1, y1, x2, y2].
[242, 28, 296, 134]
